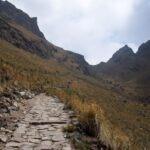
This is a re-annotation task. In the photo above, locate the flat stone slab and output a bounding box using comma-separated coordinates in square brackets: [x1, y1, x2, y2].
[52, 134, 65, 142]
[6, 142, 22, 148]
[28, 138, 40, 144]
[0, 135, 8, 143]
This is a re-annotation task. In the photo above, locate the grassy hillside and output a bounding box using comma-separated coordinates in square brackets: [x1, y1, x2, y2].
[0, 39, 150, 150]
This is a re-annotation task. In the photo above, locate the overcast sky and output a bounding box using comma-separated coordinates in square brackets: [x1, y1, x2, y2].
[8, 0, 150, 65]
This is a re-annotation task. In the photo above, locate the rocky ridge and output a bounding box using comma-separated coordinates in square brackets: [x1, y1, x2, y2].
[0, 0, 44, 39]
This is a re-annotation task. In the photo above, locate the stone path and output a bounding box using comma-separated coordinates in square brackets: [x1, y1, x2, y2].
[4, 94, 73, 150]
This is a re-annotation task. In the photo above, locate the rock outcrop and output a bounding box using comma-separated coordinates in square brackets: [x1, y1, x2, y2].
[0, 0, 45, 39]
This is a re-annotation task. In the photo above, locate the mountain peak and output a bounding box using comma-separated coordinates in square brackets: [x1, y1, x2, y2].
[137, 40, 150, 58]
[123, 44, 129, 48]
[0, 0, 45, 38]
[108, 45, 134, 64]
[119, 45, 133, 53]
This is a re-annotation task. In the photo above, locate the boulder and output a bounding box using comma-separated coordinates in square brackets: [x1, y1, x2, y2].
[13, 101, 18, 108]
[0, 104, 10, 113]
[19, 91, 26, 97]
[0, 135, 8, 143]
[19, 91, 34, 99]
[8, 106, 18, 111]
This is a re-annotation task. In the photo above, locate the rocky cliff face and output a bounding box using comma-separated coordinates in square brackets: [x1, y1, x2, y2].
[137, 40, 150, 58]
[0, 0, 45, 38]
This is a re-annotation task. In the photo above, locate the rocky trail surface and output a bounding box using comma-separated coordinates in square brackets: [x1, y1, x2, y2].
[3, 94, 73, 150]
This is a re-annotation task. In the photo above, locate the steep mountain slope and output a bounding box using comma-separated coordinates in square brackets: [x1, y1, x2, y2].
[0, 0, 90, 75]
[0, 1, 150, 150]
[0, 0, 44, 38]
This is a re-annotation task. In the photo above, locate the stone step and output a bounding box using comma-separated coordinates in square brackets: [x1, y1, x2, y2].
[29, 121, 67, 125]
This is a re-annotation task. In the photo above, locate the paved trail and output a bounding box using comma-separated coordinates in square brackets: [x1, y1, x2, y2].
[4, 94, 73, 150]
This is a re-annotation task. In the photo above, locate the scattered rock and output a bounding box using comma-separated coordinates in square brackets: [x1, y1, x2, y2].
[0, 102, 10, 113]
[19, 91, 35, 99]
[0, 90, 35, 149]
[19, 92, 26, 97]
[13, 102, 18, 108]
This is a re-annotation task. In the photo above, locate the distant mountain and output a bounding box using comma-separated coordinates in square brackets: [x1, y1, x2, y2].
[92, 42, 150, 82]
[91, 45, 138, 81]
[90, 41, 150, 101]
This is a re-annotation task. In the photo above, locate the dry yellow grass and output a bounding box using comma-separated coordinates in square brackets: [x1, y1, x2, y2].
[63, 95, 130, 150]
[48, 86, 150, 150]
[0, 39, 149, 150]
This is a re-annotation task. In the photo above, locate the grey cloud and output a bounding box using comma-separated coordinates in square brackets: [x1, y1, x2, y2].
[8, 0, 150, 64]
[117, 0, 150, 45]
